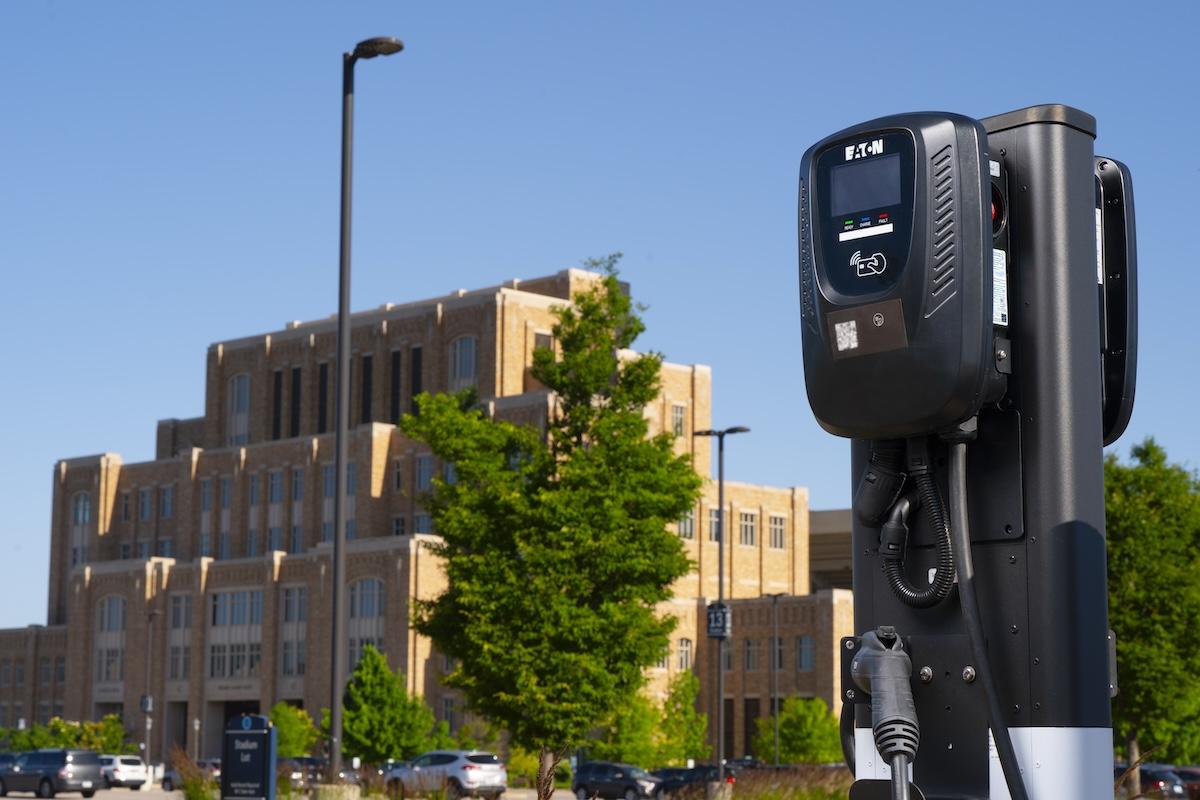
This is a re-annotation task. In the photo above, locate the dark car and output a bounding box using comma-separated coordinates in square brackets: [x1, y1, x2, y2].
[0, 750, 102, 797]
[650, 765, 728, 797]
[1115, 765, 1187, 798]
[572, 762, 661, 800]
[1174, 767, 1200, 800]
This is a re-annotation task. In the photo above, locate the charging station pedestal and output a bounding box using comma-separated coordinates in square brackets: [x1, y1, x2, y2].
[799, 105, 1135, 799]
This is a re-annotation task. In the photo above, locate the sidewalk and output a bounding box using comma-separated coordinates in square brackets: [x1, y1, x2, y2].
[505, 788, 576, 800]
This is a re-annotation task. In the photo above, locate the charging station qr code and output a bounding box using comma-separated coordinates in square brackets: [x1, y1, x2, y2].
[834, 320, 859, 351]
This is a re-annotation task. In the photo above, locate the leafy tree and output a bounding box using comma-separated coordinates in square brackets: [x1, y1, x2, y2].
[655, 672, 710, 766]
[0, 714, 133, 754]
[588, 692, 659, 767]
[336, 645, 449, 764]
[270, 702, 319, 758]
[401, 257, 701, 800]
[1106, 438, 1200, 788]
[751, 697, 841, 765]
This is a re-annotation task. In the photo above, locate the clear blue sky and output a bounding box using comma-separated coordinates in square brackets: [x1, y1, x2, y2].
[0, 1, 1194, 629]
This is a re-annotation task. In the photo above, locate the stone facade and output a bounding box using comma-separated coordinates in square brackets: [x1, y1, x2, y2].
[2, 269, 851, 762]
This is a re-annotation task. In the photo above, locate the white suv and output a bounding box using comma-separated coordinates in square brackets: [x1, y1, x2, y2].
[384, 751, 507, 800]
[99, 755, 147, 790]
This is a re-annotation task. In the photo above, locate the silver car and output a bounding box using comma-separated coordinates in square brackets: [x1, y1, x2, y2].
[384, 751, 507, 800]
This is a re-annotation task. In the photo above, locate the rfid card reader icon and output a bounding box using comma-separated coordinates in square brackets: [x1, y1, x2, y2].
[850, 250, 887, 277]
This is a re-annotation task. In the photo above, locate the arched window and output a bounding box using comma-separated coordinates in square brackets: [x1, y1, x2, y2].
[448, 336, 477, 391]
[94, 596, 126, 684]
[70, 492, 91, 567]
[227, 374, 251, 446]
[677, 638, 693, 670]
[348, 578, 384, 666]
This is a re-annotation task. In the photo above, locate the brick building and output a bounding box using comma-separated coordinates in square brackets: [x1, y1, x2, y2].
[0, 269, 851, 761]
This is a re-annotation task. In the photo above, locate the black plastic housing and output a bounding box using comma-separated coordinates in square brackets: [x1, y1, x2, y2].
[799, 113, 993, 439]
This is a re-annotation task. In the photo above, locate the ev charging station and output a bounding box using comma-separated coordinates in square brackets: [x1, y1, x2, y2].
[798, 105, 1137, 799]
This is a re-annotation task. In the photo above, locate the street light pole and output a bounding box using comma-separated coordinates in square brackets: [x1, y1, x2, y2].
[143, 609, 161, 769]
[331, 35, 403, 783]
[694, 426, 749, 782]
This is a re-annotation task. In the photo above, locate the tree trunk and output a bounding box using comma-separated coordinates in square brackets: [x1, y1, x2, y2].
[1127, 733, 1141, 796]
[536, 746, 565, 800]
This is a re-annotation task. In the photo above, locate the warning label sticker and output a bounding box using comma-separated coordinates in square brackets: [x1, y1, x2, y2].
[993, 249, 1009, 327]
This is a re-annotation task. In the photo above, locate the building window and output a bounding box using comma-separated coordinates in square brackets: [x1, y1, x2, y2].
[160, 486, 174, 519]
[119, 543, 131, 560]
[290, 525, 303, 554]
[199, 533, 211, 557]
[797, 635, 814, 672]
[318, 362, 329, 434]
[283, 587, 308, 623]
[137, 540, 151, 560]
[39, 657, 50, 686]
[268, 471, 283, 504]
[168, 646, 190, 680]
[708, 509, 722, 542]
[360, 353, 374, 424]
[249, 474, 260, 507]
[0, 661, 9, 687]
[416, 456, 433, 491]
[671, 404, 686, 436]
[449, 336, 477, 391]
[443, 462, 458, 485]
[209, 644, 227, 679]
[410, 346, 423, 414]
[54, 656, 65, 683]
[392, 516, 406, 537]
[157, 539, 174, 558]
[247, 530, 259, 557]
[290, 366, 302, 438]
[534, 332, 554, 356]
[349, 579, 382, 619]
[170, 595, 192, 629]
[771, 636, 785, 669]
[393, 459, 403, 492]
[346, 463, 358, 539]
[678, 638, 693, 670]
[121, 493, 130, 522]
[272, 369, 284, 440]
[219, 532, 231, 560]
[678, 510, 695, 540]
[739, 512, 757, 546]
[227, 374, 251, 446]
[744, 639, 760, 671]
[99, 596, 126, 632]
[656, 653, 668, 670]
[722, 643, 734, 672]
[390, 350, 403, 423]
[201, 480, 212, 512]
[267, 527, 282, 551]
[769, 515, 786, 550]
[220, 477, 232, 510]
[281, 587, 307, 678]
[138, 489, 152, 521]
[291, 468, 304, 502]
[442, 697, 456, 730]
[70, 492, 91, 566]
[414, 513, 432, 534]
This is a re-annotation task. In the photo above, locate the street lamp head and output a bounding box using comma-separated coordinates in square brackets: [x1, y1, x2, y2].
[726, 426, 751, 435]
[353, 37, 404, 59]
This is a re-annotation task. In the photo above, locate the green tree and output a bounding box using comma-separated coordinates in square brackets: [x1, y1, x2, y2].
[270, 702, 319, 759]
[402, 257, 701, 800]
[588, 692, 659, 767]
[655, 672, 709, 766]
[337, 645, 448, 764]
[1107, 439, 1200, 782]
[80, 715, 136, 754]
[752, 697, 841, 765]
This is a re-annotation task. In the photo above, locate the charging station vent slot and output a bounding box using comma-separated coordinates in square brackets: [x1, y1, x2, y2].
[799, 180, 818, 330]
[927, 146, 957, 317]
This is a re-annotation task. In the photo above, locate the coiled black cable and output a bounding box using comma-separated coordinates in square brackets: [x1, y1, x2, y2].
[881, 446, 956, 608]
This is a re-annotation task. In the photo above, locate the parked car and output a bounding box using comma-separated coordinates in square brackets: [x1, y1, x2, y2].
[572, 761, 662, 800]
[0, 749, 102, 798]
[1173, 766, 1200, 800]
[0, 756, 14, 771]
[99, 755, 146, 790]
[650, 765, 729, 796]
[1115, 764, 1188, 798]
[384, 751, 507, 800]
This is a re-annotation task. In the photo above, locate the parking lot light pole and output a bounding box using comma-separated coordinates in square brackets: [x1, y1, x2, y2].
[331, 35, 403, 783]
[694, 426, 749, 782]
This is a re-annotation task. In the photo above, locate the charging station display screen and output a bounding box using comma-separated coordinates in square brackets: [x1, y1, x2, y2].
[830, 154, 901, 216]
